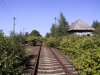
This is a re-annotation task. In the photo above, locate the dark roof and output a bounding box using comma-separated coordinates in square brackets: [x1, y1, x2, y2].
[69, 20, 95, 31]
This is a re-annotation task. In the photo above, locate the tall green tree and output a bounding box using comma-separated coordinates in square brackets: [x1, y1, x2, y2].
[50, 23, 59, 37]
[92, 20, 100, 35]
[25, 32, 29, 37]
[50, 13, 69, 37]
[45, 32, 51, 37]
[30, 30, 41, 37]
[58, 12, 69, 36]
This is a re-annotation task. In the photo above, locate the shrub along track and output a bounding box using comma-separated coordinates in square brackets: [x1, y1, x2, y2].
[26, 46, 78, 75]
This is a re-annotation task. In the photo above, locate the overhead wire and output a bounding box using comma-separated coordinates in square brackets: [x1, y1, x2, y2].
[0, 0, 6, 11]
[0, 0, 25, 35]
[0, 0, 14, 17]
[0, 0, 15, 35]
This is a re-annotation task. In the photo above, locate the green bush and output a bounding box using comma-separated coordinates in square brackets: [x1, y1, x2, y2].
[44, 36, 61, 48]
[0, 32, 26, 74]
[26, 36, 42, 46]
[58, 36, 100, 75]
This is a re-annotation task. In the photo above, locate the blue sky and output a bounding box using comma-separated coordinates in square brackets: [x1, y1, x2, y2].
[0, 0, 100, 36]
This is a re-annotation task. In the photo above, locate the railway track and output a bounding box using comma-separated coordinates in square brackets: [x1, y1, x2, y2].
[26, 46, 41, 75]
[26, 46, 78, 75]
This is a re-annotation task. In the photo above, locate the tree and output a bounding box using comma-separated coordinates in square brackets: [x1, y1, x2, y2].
[58, 12, 69, 36]
[30, 30, 41, 37]
[51, 24, 56, 36]
[92, 20, 100, 35]
[50, 23, 58, 37]
[50, 13, 69, 37]
[25, 32, 29, 37]
[45, 32, 51, 37]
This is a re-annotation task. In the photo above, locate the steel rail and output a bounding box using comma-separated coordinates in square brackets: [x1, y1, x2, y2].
[49, 47, 79, 75]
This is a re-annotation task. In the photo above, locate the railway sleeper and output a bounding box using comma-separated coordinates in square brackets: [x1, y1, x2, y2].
[38, 66, 63, 70]
[37, 69, 65, 74]
[37, 72, 66, 75]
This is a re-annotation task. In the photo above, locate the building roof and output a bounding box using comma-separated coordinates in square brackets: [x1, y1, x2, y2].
[69, 19, 95, 31]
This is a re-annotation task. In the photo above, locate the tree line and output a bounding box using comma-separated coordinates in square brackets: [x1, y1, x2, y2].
[46, 13, 100, 37]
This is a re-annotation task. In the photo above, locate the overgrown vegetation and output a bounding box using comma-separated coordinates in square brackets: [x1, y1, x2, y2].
[25, 29, 42, 46]
[59, 36, 100, 75]
[0, 29, 42, 74]
[44, 36, 100, 75]
[44, 13, 100, 75]
[0, 31, 26, 74]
